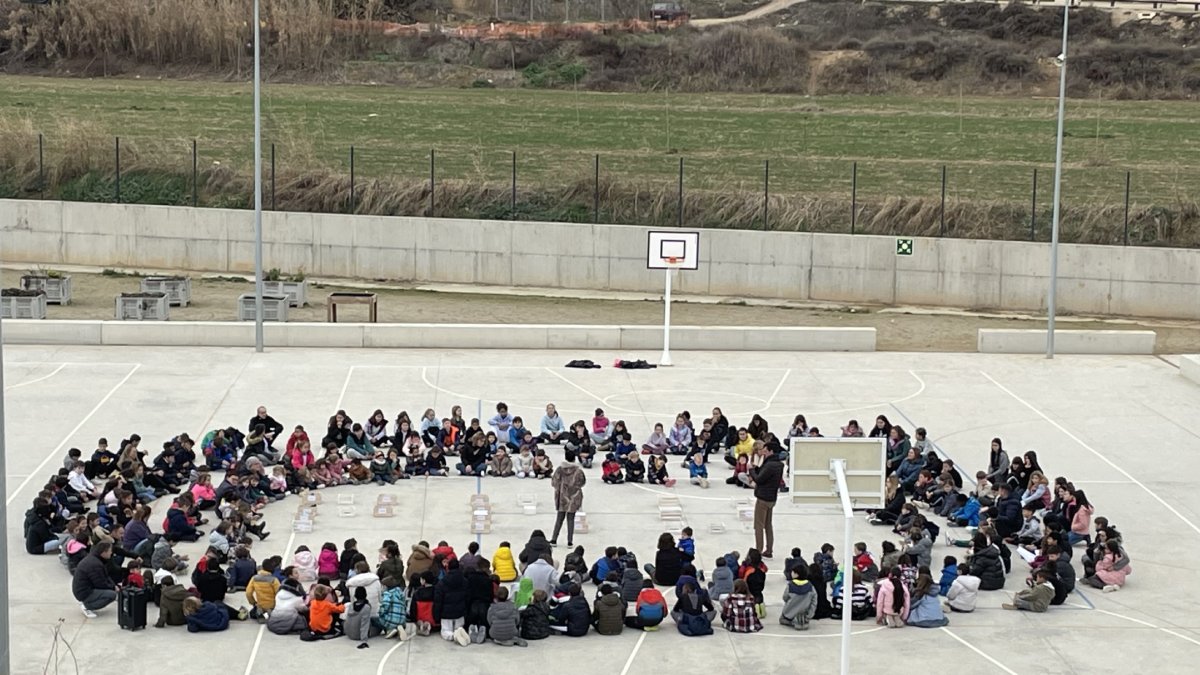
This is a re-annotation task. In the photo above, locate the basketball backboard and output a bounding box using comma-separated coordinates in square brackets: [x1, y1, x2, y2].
[646, 230, 700, 270]
[786, 437, 886, 509]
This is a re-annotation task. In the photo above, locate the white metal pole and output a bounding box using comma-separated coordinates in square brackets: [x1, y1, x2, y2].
[0, 290, 10, 675]
[253, 0, 264, 353]
[1047, 2, 1070, 360]
[660, 266, 673, 366]
[834, 459, 853, 675]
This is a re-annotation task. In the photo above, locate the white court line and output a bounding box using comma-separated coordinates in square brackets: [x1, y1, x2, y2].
[765, 368, 791, 407]
[4, 363, 66, 390]
[1071, 480, 1136, 485]
[5, 363, 140, 506]
[939, 627, 1019, 675]
[1161, 629, 1200, 649]
[335, 365, 356, 411]
[981, 371, 1200, 538]
[627, 481, 733, 502]
[1090, 608, 1200, 648]
[375, 639, 408, 675]
[618, 630, 647, 675]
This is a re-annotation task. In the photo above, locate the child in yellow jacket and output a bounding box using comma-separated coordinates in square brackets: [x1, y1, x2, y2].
[245, 557, 281, 621]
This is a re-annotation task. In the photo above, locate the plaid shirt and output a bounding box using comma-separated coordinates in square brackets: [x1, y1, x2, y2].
[378, 586, 407, 631]
[721, 594, 762, 633]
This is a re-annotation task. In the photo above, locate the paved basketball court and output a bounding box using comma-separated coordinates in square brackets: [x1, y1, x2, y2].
[5, 345, 1199, 674]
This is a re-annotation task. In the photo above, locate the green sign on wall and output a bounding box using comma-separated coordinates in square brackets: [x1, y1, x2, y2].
[896, 238, 914, 256]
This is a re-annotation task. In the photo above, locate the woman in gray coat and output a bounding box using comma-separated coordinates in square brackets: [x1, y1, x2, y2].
[549, 449, 586, 547]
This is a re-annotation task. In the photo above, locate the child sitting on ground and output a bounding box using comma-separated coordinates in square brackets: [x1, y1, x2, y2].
[512, 443, 535, 479]
[1004, 568, 1055, 613]
[601, 454, 624, 484]
[647, 455, 675, 487]
[623, 451, 646, 483]
[939, 556, 958, 596]
[642, 423, 668, 456]
[688, 453, 709, 488]
[532, 450, 554, 479]
[488, 447, 515, 477]
[677, 527, 696, 565]
[308, 584, 345, 637]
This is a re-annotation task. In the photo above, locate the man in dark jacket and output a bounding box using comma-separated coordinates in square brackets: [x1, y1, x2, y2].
[249, 406, 284, 448]
[749, 443, 784, 558]
[434, 560, 470, 644]
[73, 542, 117, 618]
[550, 583, 591, 636]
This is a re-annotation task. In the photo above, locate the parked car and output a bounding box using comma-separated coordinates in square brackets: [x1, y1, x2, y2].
[651, 2, 689, 22]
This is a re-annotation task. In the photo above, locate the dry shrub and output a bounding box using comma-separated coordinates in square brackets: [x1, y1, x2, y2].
[0, 0, 360, 72]
[684, 27, 809, 91]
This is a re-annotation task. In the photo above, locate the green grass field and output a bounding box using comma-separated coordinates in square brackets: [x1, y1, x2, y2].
[3, 74, 1199, 206]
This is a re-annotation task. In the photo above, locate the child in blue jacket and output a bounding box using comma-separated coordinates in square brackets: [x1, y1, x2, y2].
[951, 494, 981, 528]
[939, 556, 958, 596]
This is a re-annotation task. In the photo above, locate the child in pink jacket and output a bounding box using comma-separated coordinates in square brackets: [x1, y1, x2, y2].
[318, 542, 340, 578]
[875, 567, 910, 628]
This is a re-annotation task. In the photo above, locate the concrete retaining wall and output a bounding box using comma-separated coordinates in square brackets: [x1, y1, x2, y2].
[0, 321, 876, 351]
[1182, 355, 1200, 386]
[977, 329, 1157, 355]
[3, 199, 1198, 319]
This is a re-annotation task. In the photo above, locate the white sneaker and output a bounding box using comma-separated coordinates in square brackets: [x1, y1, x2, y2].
[384, 628, 399, 639]
[699, 477, 710, 489]
[1103, 584, 1120, 593]
[80, 603, 97, 619]
[453, 626, 471, 647]
[396, 625, 410, 641]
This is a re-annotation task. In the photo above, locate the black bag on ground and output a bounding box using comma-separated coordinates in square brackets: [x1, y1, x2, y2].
[118, 587, 148, 631]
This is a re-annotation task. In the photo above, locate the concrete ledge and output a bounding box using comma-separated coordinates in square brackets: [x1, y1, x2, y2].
[978, 329, 1156, 355]
[1182, 355, 1200, 386]
[2, 321, 875, 351]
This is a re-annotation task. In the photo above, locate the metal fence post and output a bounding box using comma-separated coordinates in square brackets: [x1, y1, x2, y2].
[1123, 170, 1131, 246]
[763, 159, 769, 229]
[1030, 168, 1038, 241]
[593, 154, 600, 224]
[38, 133, 45, 199]
[850, 161, 857, 235]
[349, 145, 356, 213]
[429, 149, 436, 217]
[511, 151, 517, 219]
[270, 143, 276, 211]
[190, 139, 198, 207]
[677, 157, 684, 227]
[940, 165, 947, 237]
[114, 136, 121, 204]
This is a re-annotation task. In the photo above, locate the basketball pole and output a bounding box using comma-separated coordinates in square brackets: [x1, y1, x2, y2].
[833, 459, 853, 675]
[659, 265, 673, 367]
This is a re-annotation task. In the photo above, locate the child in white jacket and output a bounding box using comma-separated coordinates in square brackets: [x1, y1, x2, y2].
[945, 570, 979, 613]
[514, 446, 535, 478]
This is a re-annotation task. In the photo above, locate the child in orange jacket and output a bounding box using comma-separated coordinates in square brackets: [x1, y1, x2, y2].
[308, 584, 345, 636]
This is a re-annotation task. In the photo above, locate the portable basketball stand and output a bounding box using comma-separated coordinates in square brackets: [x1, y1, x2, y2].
[646, 230, 700, 367]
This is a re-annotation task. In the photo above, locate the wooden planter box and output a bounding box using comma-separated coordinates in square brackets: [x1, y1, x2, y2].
[262, 280, 308, 307]
[20, 274, 72, 305]
[140, 276, 191, 306]
[238, 294, 289, 322]
[0, 290, 48, 319]
[115, 292, 170, 320]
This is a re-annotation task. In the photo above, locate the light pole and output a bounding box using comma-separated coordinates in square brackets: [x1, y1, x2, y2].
[0, 309, 10, 675]
[253, 0, 264, 353]
[1046, 1, 1069, 359]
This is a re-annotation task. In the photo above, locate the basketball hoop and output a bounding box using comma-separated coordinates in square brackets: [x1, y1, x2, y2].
[663, 256, 679, 266]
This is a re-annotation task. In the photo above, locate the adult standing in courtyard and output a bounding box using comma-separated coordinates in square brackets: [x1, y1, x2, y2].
[550, 449, 586, 548]
[749, 443, 784, 559]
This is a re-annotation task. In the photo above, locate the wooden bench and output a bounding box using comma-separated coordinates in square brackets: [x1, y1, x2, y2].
[326, 292, 378, 323]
